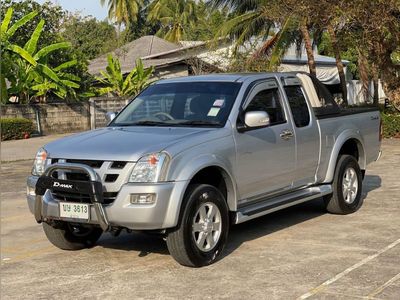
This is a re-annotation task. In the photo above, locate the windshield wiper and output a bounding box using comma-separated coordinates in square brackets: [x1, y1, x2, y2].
[177, 120, 221, 127]
[115, 121, 170, 127]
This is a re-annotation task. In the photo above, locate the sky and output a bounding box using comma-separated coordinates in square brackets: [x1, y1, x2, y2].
[35, 0, 109, 20]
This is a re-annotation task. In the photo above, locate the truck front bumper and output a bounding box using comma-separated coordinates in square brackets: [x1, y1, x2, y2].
[27, 174, 188, 231]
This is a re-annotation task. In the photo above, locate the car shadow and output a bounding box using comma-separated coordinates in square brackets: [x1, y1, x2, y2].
[221, 198, 327, 259]
[362, 174, 382, 196]
[96, 175, 382, 261]
[97, 231, 169, 256]
[96, 198, 327, 259]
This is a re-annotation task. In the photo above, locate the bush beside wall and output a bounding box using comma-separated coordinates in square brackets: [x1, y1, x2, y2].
[381, 112, 400, 138]
[1, 117, 34, 140]
[1, 103, 90, 135]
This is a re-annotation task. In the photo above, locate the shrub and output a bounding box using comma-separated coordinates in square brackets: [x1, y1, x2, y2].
[1, 117, 34, 140]
[381, 112, 400, 138]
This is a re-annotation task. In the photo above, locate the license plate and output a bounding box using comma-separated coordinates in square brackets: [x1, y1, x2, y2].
[59, 202, 90, 220]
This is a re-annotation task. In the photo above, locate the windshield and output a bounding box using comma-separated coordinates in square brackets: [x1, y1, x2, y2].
[110, 82, 242, 127]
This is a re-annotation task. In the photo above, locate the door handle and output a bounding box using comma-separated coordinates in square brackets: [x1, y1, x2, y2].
[280, 130, 294, 140]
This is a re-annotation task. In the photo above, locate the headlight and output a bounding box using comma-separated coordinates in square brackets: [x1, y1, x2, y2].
[129, 152, 170, 183]
[32, 148, 48, 176]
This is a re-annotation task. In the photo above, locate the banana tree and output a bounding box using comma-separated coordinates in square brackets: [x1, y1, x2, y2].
[31, 61, 81, 101]
[4, 14, 80, 103]
[96, 54, 154, 97]
[1, 8, 38, 102]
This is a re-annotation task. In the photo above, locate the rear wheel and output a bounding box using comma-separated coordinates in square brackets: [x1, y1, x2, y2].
[324, 155, 363, 214]
[166, 184, 229, 267]
[43, 222, 103, 250]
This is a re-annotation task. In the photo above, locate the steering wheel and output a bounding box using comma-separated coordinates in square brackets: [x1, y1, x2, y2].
[154, 112, 175, 121]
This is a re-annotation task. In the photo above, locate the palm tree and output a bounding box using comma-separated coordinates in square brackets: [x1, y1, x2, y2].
[211, 0, 318, 76]
[147, 0, 197, 42]
[100, 0, 143, 29]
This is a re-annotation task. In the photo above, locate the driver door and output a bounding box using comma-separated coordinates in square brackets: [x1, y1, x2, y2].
[233, 79, 296, 205]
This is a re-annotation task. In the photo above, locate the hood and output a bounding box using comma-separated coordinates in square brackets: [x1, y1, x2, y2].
[44, 126, 216, 162]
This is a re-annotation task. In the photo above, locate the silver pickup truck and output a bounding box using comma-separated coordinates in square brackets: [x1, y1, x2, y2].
[27, 73, 381, 267]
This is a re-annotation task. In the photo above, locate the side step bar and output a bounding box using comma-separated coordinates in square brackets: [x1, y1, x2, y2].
[235, 184, 332, 224]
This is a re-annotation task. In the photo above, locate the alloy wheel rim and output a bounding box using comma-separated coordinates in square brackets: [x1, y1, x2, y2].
[192, 202, 222, 252]
[342, 167, 358, 204]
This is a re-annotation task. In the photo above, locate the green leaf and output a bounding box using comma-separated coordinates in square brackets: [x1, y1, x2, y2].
[31, 82, 56, 91]
[7, 45, 37, 66]
[62, 73, 81, 82]
[97, 87, 113, 96]
[60, 80, 80, 89]
[24, 19, 45, 55]
[79, 92, 96, 98]
[6, 11, 38, 38]
[54, 88, 67, 99]
[1, 8, 13, 39]
[39, 64, 61, 82]
[34, 42, 71, 60]
[54, 60, 77, 71]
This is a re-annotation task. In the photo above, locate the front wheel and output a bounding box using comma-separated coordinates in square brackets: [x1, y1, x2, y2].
[166, 184, 229, 267]
[43, 222, 103, 250]
[324, 155, 363, 214]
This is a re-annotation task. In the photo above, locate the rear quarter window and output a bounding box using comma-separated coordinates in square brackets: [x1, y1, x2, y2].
[284, 86, 311, 127]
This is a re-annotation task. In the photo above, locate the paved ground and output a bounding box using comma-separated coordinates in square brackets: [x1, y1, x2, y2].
[1, 133, 74, 162]
[1, 140, 399, 300]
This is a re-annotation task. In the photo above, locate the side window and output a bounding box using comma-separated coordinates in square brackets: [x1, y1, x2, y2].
[284, 86, 310, 127]
[246, 88, 285, 125]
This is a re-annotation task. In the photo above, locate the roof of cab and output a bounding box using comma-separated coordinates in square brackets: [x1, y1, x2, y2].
[155, 72, 297, 84]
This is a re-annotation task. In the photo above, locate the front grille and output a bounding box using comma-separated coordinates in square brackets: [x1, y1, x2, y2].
[52, 191, 118, 205]
[65, 159, 104, 169]
[110, 161, 127, 169]
[66, 172, 90, 181]
[48, 159, 131, 206]
[51, 158, 104, 169]
[105, 174, 119, 182]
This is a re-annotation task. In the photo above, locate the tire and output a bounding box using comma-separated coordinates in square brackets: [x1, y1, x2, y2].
[166, 184, 229, 267]
[324, 155, 363, 214]
[43, 222, 103, 250]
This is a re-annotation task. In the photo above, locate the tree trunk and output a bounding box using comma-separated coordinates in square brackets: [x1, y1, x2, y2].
[372, 78, 379, 106]
[357, 49, 370, 103]
[371, 64, 380, 106]
[299, 21, 317, 77]
[0, 75, 8, 104]
[328, 25, 348, 105]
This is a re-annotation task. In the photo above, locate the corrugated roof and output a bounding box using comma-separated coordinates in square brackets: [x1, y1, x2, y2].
[88, 35, 180, 75]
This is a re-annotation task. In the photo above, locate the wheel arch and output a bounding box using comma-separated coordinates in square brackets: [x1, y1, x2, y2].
[163, 156, 238, 229]
[323, 131, 366, 183]
[186, 165, 237, 212]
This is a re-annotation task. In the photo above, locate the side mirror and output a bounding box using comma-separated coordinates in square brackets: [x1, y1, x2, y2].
[244, 111, 270, 128]
[106, 112, 117, 123]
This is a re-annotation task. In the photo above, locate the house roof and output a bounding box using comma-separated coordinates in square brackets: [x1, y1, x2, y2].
[89, 35, 349, 80]
[281, 44, 349, 65]
[88, 35, 180, 75]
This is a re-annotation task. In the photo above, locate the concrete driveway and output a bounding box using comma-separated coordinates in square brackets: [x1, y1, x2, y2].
[1, 133, 73, 162]
[1, 140, 399, 299]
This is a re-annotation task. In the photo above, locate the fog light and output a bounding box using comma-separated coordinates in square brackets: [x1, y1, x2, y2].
[27, 186, 36, 196]
[130, 193, 156, 204]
